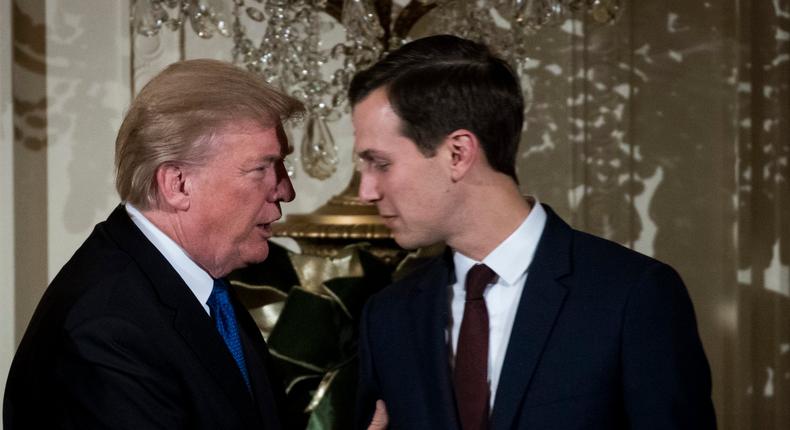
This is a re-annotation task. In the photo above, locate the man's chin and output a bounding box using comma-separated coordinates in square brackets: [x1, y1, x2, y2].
[393, 233, 430, 251]
[241, 243, 270, 266]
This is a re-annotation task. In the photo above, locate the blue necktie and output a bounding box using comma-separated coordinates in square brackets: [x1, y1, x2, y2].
[207, 278, 251, 391]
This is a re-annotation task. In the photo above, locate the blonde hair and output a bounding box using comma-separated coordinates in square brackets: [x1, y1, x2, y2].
[115, 59, 304, 209]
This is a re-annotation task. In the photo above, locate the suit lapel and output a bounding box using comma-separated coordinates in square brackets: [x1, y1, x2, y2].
[490, 206, 572, 430]
[409, 252, 461, 429]
[102, 205, 260, 424]
[169, 299, 259, 421]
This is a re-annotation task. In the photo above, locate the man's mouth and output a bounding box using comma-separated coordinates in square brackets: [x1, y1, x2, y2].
[380, 215, 397, 226]
[256, 223, 274, 237]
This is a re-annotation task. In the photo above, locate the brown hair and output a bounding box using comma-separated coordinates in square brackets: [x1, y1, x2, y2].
[115, 59, 304, 209]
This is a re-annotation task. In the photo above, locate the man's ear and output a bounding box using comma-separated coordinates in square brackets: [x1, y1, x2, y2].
[445, 129, 482, 182]
[154, 163, 191, 211]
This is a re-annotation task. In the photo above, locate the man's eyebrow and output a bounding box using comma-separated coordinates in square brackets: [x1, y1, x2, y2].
[255, 154, 283, 165]
[357, 149, 386, 160]
[262, 143, 293, 162]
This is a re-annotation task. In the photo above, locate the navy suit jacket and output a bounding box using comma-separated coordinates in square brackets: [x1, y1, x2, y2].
[3, 205, 287, 429]
[356, 205, 716, 429]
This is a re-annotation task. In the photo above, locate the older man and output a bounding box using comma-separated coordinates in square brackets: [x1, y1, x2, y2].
[3, 59, 303, 429]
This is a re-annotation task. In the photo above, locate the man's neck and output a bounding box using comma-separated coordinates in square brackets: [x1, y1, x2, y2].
[139, 206, 220, 276]
[446, 180, 532, 261]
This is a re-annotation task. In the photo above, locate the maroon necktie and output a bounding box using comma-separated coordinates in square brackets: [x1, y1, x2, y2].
[454, 264, 497, 430]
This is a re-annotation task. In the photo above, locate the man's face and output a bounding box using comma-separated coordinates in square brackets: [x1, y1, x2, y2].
[352, 88, 453, 249]
[183, 122, 295, 277]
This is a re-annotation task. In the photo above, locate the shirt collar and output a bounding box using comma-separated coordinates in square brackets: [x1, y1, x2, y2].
[125, 203, 214, 312]
[453, 200, 547, 286]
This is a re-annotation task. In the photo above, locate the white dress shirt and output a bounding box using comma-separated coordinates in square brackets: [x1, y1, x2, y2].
[448, 201, 547, 408]
[125, 203, 214, 315]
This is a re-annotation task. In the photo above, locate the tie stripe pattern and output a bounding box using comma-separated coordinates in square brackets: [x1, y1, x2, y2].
[454, 263, 497, 430]
[207, 278, 251, 391]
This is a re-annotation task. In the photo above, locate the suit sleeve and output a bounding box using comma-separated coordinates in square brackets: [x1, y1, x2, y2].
[355, 296, 382, 430]
[621, 262, 717, 429]
[56, 316, 185, 429]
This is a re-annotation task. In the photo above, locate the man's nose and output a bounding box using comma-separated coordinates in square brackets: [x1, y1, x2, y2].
[275, 163, 296, 202]
[357, 172, 380, 203]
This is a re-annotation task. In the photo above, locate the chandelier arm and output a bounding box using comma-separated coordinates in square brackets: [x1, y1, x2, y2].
[373, 0, 393, 50]
[392, 1, 439, 41]
[325, 0, 343, 24]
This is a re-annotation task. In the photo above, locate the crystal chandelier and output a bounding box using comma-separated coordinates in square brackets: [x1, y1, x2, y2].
[131, 0, 622, 180]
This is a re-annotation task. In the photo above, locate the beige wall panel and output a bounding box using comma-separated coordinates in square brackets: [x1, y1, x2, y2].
[12, 0, 48, 343]
[45, 0, 129, 281]
[628, 2, 741, 426]
[1, 0, 16, 414]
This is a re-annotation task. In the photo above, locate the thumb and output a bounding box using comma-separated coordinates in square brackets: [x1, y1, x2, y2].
[367, 399, 389, 430]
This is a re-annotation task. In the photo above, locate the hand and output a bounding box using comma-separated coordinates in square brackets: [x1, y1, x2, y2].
[367, 399, 389, 430]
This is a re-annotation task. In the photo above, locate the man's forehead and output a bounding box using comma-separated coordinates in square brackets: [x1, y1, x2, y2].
[214, 122, 289, 153]
[352, 88, 398, 120]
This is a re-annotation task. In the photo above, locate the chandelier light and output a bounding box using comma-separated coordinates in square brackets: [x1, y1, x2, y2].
[131, 0, 622, 180]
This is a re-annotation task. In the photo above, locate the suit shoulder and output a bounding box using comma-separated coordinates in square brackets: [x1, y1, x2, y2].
[570, 228, 666, 273]
[381, 254, 445, 296]
[38, 227, 156, 330]
[9, 225, 157, 384]
[363, 253, 447, 317]
[559, 228, 687, 301]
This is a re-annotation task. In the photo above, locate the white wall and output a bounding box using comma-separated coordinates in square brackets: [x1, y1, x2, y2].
[1, 0, 16, 415]
[45, 0, 130, 279]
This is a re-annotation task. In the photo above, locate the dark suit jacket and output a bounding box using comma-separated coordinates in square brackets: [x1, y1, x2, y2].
[3, 205, 286, 429]
[356, 205, 716, 429]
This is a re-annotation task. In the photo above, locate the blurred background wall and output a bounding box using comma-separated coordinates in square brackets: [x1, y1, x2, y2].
[1, 1, 788, 428]
[1, 0, 15, 413]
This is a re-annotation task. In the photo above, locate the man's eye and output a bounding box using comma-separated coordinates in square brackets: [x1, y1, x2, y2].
[355, 157, 390, 172]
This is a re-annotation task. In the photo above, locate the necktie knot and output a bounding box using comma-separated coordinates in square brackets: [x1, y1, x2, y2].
[465, 264, 496, 300]
[209, 278, 230, 302]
